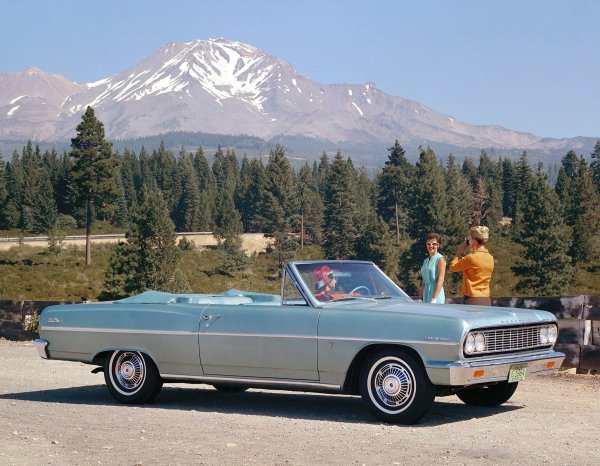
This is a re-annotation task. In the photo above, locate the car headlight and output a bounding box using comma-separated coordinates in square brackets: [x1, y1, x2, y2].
[465, 334, 475, 354]
[474, 332, 486, 352]
[548, 325, 558, 344]
[540, 326, 549, 344]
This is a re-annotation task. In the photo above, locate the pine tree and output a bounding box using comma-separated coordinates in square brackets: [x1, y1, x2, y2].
[42, 147, 61, 192]
[212, 146, 241, 239]
[111, 175, 129, 229]
[138, 146, 155, 191]
[0, 151, 7, 229]
[149, 142, 179, 214]
[376, 140, 413, 245]
[403, 147, 448, 294]
[219, 235, 249, 273]
[19, 142, 58, 233]
[323, 151, 357, 259]
[1, 155, 22, 229]
[471, 177, 488, 227]
[31, 172, 57, 233]
[237, 157, 266, 232]
[555, 150, 581, 227]
[316, 151, 330, 197]
[476, 151, 504, 229]
[212, 148, 246, 273]
[511, 151, 533, 241]
[120, 149, 141, 209]
[296, 163, 323, 247]
[443, 154, 474, 295]
[444, 154, 472, 242]
[214, 189, 243, 239]
[70, 107, 121, 265]
[225, 149, 240, 188]
[54, 153, 75, 218]
[570, 165, 600, 263]
[512, 169, 573, 295]
[461, 157, 478, 188]
[212, 145, 231, 193]
[590, 139, 600, 193]
[408, 147, 448, 237]
[501, 158, 515, 217]
[261, 144, 299, 233]
[102, 188, 188, 298]
[176, 153, 202, 231]
[193, 146, 215, 231]
[354, 213, 400, 280]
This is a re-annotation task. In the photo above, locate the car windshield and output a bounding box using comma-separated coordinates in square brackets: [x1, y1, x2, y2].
[293, 262, 411, 303]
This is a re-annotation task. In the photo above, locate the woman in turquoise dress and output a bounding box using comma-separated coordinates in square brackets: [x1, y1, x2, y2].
[420, 232, 446, 304]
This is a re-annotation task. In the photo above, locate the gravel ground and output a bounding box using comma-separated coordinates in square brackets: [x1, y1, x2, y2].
[1, 339, 599, 466]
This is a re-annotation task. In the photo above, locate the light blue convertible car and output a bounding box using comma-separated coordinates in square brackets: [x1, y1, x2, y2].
[35, 260, 564, 424]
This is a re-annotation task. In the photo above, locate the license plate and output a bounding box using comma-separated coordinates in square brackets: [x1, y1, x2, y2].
[508, 363, 527, 382]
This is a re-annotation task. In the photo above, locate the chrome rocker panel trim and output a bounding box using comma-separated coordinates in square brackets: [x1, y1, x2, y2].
[161, 373, 341, 391]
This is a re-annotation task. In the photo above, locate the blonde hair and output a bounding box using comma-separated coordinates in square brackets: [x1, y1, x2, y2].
[470, 226, 489, 244]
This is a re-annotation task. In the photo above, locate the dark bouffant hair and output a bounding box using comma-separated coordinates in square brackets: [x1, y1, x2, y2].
[425, 232, 441, 244]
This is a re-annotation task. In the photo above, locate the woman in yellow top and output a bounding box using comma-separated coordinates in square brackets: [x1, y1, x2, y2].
[450, 226, 494, 306]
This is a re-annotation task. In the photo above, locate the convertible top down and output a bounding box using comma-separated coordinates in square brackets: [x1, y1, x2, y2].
[35, 260, 564, 424]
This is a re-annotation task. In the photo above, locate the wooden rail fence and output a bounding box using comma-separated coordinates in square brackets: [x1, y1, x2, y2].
[1, 296, 598, 371]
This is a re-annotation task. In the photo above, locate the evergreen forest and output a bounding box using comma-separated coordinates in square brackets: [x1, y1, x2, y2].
[1, 108, 600, 301]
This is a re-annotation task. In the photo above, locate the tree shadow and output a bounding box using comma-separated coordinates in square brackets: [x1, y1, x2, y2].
[0, 384, 521, 426]
[0, 258, 35, 266]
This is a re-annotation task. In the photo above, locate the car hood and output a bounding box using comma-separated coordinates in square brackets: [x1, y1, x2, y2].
[327, 298, 556, 329]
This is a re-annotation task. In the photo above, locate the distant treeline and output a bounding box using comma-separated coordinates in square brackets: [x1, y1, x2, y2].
[1, 136, 600, 295]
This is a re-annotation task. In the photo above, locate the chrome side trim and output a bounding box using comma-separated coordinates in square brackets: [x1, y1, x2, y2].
[34, 339, 49, 359]
[443, 351, 565, 386]
[38, 325, 456, 346]
[202, 331, 456, 346]
[39, 326, 196, 336]
[317, 335, 457, 346]
[160, 373, 341, 390]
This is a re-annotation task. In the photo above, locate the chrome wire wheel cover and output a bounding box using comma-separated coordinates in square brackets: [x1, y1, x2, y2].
[111, 351, 146, 394]
[368, 358, 415, 413]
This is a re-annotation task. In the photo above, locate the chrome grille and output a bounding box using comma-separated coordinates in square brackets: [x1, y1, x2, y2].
[467, 324, 554, 356]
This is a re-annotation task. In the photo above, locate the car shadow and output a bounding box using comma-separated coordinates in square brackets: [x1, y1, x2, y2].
[0, 384, 522, 426]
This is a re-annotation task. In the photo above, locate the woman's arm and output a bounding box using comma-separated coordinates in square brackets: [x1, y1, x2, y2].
[431, 257, 446, 302]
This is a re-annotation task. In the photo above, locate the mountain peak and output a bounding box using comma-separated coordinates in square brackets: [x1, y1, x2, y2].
[2, 37, 586, 156]
[25, 66, 44, 75]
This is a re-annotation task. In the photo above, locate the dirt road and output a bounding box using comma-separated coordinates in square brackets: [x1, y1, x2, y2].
[0, 233, 271, 254]
[1, 340, 599, 465]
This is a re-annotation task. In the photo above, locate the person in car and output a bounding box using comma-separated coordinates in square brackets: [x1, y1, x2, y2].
[312, 265, 338, 301]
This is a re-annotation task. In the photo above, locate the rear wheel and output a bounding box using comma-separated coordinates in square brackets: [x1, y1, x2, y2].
[456, 381, 518, 406]
[104, 350, 161, 404]
[360, 349, 434, 424]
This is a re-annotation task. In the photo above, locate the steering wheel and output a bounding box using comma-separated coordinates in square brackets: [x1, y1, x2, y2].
[348, 285, 371, 297]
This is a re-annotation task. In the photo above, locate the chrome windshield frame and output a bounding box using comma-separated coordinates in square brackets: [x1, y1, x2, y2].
[284, 260, 412, 308]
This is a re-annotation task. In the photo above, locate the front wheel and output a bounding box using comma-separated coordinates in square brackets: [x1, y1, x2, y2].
[456, 381, 518, 406]
[360, 349, 434, 424]
[104, 350, 161, 404]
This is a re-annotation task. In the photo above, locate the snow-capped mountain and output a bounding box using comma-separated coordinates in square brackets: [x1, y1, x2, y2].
[0, 38, 595, 155]
[0, 67, 82, 140]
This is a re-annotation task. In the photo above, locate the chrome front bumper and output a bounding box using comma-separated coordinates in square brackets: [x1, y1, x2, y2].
[34, 338, 49, 359]
[429, 351, 565, 386]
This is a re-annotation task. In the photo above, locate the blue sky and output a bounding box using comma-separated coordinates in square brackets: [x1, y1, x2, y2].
[1, 0, 598, 139]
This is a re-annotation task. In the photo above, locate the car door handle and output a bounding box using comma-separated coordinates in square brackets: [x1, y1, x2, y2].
[202, 314, 222, 321]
